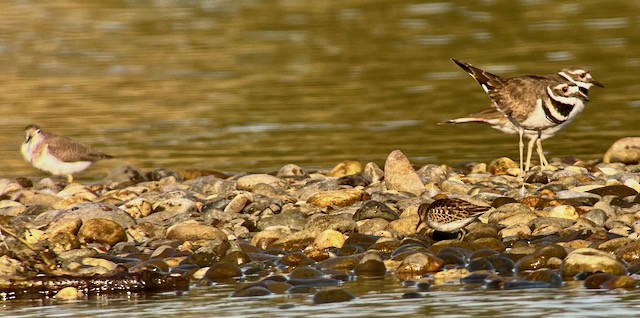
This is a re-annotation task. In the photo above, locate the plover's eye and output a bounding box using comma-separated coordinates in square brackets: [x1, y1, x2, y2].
[561, 85, 568, 92]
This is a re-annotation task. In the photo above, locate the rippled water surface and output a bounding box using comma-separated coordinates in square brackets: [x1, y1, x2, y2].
[1, 0, 639, 316]
[0, 0, 638, 180]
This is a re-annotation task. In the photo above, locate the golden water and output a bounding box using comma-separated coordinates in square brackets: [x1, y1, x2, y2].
[0, 1, 637, 181]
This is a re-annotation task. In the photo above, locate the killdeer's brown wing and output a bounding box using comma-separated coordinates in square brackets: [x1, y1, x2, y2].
[489, 75, 561, 123]
[43, 132, 113, 162]
[451, 59, 506, 94]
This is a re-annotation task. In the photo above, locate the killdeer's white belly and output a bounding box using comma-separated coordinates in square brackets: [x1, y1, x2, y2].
[518, 99, 557, 131]
[31, 146, 93, 176]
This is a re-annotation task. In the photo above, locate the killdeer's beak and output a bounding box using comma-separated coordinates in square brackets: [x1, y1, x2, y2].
[25, 136, 31, 143]
[579, 91, 589, 101]
[591, 79, 604, 88]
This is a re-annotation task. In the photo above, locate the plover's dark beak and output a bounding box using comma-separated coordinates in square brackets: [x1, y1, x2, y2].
[579, 90, 589, 101]
[591, 79, 604, 88]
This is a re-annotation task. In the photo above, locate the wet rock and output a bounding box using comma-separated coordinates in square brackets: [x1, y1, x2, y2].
[561, 248, 626, 278]
[305, 214, 357, 235]
[307, 188, 368, 208]
[587, 185, 638, 198]
[289, 266, 324, 279]
[77, 218, 127, 245]
[433, 268, 470, 284]
[55, 287, 83, 300]
[236, 174, 286, 191]
[395, 252, 444, 276]
[231, 286, 271, 297]
[354, 253, 386, 277]
[353, 200, 399, 221]
[314, 229, 346, 249]
[600, 275, 636, 290]
[488, 157, 518, 175]
[315, 256, 359, 271]
[327, 160, 362, 178]
[313, 288, 355, 304]
[166, 222, 227, 241]
[603, 137, 640, 164]
[384, 150, 424, 196]
[277, 164, 309, 178]
[204, 261, 242, 281]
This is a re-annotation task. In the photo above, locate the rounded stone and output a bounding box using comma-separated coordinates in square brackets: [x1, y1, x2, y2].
[231, 286, 271, 297]
[549, 205, 578, 220]
[120, 198, 153, 219]
[166, 223, 227, 241]
[395, 252, 444, 276]
[353, 200, 399, 221]
[488, 157, 518, 175]
[277, 164, 308, 178]
[603, 137, 640, 164]
[327, 160, 362, 178]
[314, 229, 346, 249]
[561, 248, 627, 278]
[289, 266, 324, 280]
[236, 174, 286, 191]
[204, 261, 242, 281]
[77, 218, 127, 245]
[354, 259, 386, 277]
[307, 188, 368, 208]
[313, 288, 355, 304]
[55, 287, 83, 300]
[614, 241, 640, 262]
[384, 150, 425, 196]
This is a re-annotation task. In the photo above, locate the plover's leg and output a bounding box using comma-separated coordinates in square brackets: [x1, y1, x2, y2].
[458, 228, 468, 241]
[525, 135, 537, 172]
[536, 135, 550, 169]
[518, 129, 525, 175]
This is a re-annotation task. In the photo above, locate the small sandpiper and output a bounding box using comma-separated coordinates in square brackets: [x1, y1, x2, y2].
[21, 124, 114, 182]
[443, 67, 602, 171]
[416, 197, 492, 240]
[450, 59, 590, 174]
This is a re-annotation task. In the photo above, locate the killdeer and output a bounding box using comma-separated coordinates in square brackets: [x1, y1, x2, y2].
[416, 198, 492, 240]
[443, 67, 602, 171]
[21, 124, 114, 182]
[450, 59, 590, 173]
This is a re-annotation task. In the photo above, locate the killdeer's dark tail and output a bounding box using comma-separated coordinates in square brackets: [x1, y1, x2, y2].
[451, 58, 504, 94]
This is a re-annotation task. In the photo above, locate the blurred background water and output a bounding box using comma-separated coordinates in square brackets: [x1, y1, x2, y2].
[0, 0, 638, 180]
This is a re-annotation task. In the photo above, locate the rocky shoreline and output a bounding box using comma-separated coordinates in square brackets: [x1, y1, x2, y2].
[1, 140, 639, 302]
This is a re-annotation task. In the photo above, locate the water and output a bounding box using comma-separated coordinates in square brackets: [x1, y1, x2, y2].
[2, 278, 640, 317]
[0, 0, 639, 315]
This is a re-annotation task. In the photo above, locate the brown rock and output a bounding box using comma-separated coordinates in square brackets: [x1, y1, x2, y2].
[488, 157, 518, 175]
[166, 222, 227, 241]
[77, 218, 127, 246]
[603, 137, 640, 164]
[561, 248, 626, 278]
[307, 188, 368, 208]
[384, 150, 424, 196]
[327, 160, 362, 178]
[314, 229, 346, 249]
[395, 252, 444, 276]
[313, 288, 355, 304]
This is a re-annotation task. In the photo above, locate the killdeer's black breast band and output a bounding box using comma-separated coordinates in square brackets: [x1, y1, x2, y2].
[543, 99, 573, 125]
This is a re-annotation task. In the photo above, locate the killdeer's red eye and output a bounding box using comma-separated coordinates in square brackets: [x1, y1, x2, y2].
[562, 85, 568, 92]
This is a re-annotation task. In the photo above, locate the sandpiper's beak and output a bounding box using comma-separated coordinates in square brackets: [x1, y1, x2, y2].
[591, 79, 604, 88]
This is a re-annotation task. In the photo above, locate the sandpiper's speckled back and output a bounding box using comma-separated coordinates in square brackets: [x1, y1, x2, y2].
[417, 198, 492, 233]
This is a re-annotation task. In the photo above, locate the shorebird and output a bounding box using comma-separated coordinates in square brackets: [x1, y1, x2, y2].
[443, 67, 602, 171]
[416, 198, 492, 240]
[21, 124, 114, 182]
[450, 59, 590, 174]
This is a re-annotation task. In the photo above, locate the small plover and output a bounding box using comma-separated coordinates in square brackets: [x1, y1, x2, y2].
[21, 124, 114, 182]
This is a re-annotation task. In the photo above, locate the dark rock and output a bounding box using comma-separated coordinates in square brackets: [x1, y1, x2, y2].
[313, 288, 355, 304]
[353, 200, 399, 221]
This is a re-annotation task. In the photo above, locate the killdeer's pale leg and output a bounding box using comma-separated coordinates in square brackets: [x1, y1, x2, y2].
[21, 124, 114, 182]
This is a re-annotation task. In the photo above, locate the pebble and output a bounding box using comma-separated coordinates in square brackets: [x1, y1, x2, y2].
[3, 148, 640, 303]
[384, 150, 425, 196]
